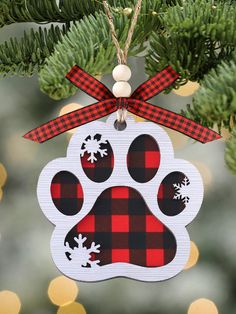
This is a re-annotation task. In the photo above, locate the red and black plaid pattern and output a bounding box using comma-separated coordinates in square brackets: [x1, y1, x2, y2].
[24, 65, 221, 143]
[128, 99, 220, 143]
[158, 172, 187, 216]
[131, 65, 179, 101]
[51, 171, 84, 216]
[81, 134, 114, 183]
[127, 134, 160, 183]
[23, 100, 117, 143]
[65, 187, 176, 267]
[66, 65, 113, 101]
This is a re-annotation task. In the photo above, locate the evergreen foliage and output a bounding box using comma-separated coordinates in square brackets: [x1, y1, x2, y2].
[0, 0, 162, 26]
[0, 25, 68, 76]
[183, 55, 236, 131]
[0, 0, 99, 26]
[183, 53, 236, 175]
[39, 4, 162, 100]
[0, 0, 235, 174]
[146, 0, 236, 83]
[226, 128, 236, 174]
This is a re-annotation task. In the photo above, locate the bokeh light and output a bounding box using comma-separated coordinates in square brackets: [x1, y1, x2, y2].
[188, 298, 218, 314]
[57, 302, 86, 314]
[94, 74, 102, 81]
[131, 114, 145, 122]
[0, 290, 21, 314]
[173, 81, 200, 97]
[48, 276, 79, 306]
[220, 127, 231, 142]
[0, 163, 7, 187]
[59, 103, 84, 134]
[191, 161, 213, 190]
[0, 163, 7, 201]
[184, 241, 200, 270]
[6, 134, 38, 166]
[165, 127, 188, 150]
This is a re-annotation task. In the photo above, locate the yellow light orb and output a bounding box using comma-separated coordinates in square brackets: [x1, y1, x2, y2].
[59, 103, 83, 116]
[6, 135, 38, 166]
[57, 302, 86, 314]
[131, 114, 145, 122]
[191, 161, 212, 190]
[48, 276, 79, 306]
[67, 133, 73, 142]
[165, 127, 188, 150]
[0, 163, 7, 187]
[220, 128, 231, 142]
[94, 74, 102, 81]
[0, 290, 21, 314]
[0, 188, 3, 201]
[59, 103, 83, 134]
[188, 298, 218, 314]
[184, 241, 199, 270]
[173, 81, 200, 97]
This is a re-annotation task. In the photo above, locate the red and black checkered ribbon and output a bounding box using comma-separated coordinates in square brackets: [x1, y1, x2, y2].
[24, 65, 221, 143]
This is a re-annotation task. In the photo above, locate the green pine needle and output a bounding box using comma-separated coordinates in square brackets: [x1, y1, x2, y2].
[182, 55, 236, 132]
[0, 0, 98, 26]
[0, 25, 68, 77]
[226, 128, 236, 175]
[39, 5, 162, 100]
[0, 0, 236, 174]
[0, 0, 162, 27]
[146, 0, 236, 84]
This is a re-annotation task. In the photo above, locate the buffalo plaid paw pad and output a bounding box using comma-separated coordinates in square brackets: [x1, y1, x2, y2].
[65, 186, 176, 267]
[38, 114, 204, 282]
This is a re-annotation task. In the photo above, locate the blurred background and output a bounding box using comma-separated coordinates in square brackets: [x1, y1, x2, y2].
[0, 22, 236, 314]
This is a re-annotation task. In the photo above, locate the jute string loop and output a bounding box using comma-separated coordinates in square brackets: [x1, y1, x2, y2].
[103, 0, 143, 122]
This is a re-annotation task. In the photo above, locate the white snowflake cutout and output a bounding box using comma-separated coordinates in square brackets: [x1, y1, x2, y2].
[80, 135, 108, 163]
[65, 234, 101, 268]
[173, 177, 191, 205]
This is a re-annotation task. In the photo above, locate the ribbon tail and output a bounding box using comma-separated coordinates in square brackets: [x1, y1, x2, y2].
[66, 65, 113, 101]
[23, 99, 117, 143]
[127, 99, 221, 143]
[131, 65, 179, 101]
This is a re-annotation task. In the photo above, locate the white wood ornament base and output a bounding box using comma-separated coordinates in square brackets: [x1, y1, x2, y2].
[37, 114, 204, 282]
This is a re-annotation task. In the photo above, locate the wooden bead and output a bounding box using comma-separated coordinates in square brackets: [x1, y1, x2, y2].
[112, 65, 132, 82]
[112, 81, 132, 97]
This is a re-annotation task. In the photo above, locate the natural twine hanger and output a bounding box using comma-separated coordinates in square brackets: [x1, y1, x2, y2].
[103, 0, 142, 124]
[103, 0, 143, 65]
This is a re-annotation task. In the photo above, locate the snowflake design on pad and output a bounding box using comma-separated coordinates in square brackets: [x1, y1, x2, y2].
[80, 134, 108, 163]
[173, 177, 190, 205]
[65, 234, 101, 267]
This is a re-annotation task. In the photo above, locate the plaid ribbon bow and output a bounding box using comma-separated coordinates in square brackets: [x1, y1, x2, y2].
[24, 65, 221, 143]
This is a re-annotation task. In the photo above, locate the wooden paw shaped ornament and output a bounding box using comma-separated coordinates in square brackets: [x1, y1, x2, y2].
[37, 114, 204, 282]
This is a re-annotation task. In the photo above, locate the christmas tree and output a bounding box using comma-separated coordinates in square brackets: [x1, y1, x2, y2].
[0, 0, 235, 173]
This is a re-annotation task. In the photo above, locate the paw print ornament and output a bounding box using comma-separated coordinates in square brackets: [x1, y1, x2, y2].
[24, 65, 221, 282]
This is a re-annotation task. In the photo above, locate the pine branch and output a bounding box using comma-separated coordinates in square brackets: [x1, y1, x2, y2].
[146, 0, 236, 85]
[226, 128, 236, 175]
[182, 54, 236, 131]
[0, 0, 162, 27]
[181, 51, 236, 176]
[39, 3, 162, 100]
[145, 0, 236, 175]
[0, 0, 99, 26]
[0, 25, 68, 77]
